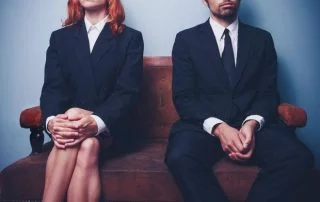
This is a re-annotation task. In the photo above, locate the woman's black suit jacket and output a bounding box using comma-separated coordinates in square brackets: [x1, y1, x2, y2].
[40, 20, 144, 140]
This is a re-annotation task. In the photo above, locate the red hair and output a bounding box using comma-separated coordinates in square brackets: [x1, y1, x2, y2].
[64, 0, 125, 35]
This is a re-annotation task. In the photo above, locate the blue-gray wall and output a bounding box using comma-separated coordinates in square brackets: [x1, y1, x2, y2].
[0, 0, 319, 170]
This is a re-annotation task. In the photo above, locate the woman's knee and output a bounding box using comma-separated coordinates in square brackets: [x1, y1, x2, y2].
[76, 138, 100, 169]
[81, 137, 100, 152]
[52, 143, 79, 159]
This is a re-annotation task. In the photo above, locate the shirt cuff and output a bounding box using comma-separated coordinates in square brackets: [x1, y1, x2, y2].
[91, 115, 109, 136]
[203, 117, 224, 136]
[46, 116, 55, 134]
[242, 115, 265, 131]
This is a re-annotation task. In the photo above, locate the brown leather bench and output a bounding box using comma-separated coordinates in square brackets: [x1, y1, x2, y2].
[0, 56, 318, 202]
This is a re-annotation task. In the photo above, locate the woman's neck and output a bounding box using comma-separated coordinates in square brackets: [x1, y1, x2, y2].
[84, 9, 107, 25]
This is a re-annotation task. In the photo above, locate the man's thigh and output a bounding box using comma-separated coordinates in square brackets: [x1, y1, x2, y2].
[166, 130, 225, 166]
[252, 123, 313, 168]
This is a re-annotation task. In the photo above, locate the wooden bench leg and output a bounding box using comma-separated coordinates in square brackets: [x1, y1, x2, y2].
[29, 127, 44, 155]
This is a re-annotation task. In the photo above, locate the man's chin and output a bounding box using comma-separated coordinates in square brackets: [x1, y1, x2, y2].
[222, 10, 236, 16]
[220, 12, 237, 20]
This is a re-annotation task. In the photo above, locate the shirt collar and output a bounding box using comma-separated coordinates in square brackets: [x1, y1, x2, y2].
[84, 15, 109, 33]
[209, 17, 239, 41]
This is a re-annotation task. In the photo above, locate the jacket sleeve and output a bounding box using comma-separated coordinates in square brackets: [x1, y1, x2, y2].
[172, 32, 214, 124]
[40, 32, 70, 125]
[93, 32, 144, 133]
[245, 32, 279, 124]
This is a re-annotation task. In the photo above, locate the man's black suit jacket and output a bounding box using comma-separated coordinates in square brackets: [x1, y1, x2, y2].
[40, 20, 144, 137]
[172, 20, 279, 133]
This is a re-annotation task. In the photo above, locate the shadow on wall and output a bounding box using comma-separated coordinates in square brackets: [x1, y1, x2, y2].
[277, 57, 297, 103]
[240, 0, 320, 167]
[239, 1, 295, 102]
[239, 2, 261, 26]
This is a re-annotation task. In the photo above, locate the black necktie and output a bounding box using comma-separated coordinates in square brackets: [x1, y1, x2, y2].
[222, 29, 236, 87]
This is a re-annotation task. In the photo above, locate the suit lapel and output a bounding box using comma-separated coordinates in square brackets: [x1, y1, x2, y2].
[200, 20, 232, 90]
[234, 22, 252, 88]
[90, 23, 114, 67]
[73, 20, 92, 71]
[72, 20, 98, 98]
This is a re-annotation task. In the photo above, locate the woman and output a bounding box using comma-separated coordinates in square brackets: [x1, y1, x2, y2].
[40, 0, 143, 201]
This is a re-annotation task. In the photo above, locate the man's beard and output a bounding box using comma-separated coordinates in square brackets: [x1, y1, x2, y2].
[215, 8, 238, 20]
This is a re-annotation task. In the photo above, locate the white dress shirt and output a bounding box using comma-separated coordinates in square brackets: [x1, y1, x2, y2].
[46, 15, 110, 136]
[203, 17, 265, 136]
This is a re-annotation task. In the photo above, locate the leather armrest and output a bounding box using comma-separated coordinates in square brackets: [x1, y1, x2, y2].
[20, 106, 42, 128]
[277, 103, 307, 128]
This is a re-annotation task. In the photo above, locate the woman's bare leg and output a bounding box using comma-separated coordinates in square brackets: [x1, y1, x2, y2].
[67, 138, 101, 202]
[43, 145, 80, 202]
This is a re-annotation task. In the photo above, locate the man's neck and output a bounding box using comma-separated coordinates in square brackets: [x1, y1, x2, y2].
[211, 14, 237, 28]
[85, 9, 107, 25]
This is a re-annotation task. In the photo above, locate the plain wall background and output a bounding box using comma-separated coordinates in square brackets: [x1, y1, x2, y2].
[0, 0, 319, 170]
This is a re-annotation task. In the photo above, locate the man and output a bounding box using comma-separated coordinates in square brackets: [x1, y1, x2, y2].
[165, 0, 314, 201]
